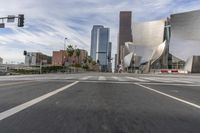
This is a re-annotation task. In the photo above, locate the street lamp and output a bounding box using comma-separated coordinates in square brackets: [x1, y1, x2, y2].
[64, 37, 68, 51]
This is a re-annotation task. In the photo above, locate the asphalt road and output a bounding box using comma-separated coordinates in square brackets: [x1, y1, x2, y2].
[0, 73, 200, 133]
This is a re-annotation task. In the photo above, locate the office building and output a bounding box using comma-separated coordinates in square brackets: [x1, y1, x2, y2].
[52, 50, 68, 66]
[96, 27, 110, 71]
[25, 52, 52, 66]
[90, 25, 112, 72]
[90, 25, 104, 61]
[117, 11, 132, 65]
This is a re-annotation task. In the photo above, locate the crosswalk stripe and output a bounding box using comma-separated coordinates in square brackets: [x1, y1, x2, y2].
[65, 77, 75, 80]
[164, 78, 193, 84]
[98, 76, 106, 80]
[125, 77, 148, 82]
[140, 77, 193, 83]
[80, 76, 92, 80]
[111, 76, 125, 81]
[140, 77, 171, 83]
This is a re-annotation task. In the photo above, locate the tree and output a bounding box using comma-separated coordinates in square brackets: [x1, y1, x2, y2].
[75, 48, 81, 64]
[66, 45, 74, 65]
[87, 56, 92, 64]
[92, 61, 96, 65]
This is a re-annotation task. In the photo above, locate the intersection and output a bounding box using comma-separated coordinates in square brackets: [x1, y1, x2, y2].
[0, 73, 200, 133]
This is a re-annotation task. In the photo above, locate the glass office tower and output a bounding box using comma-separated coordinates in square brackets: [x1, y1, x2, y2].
[96, 28, 110, 71]
[90, 25, 104, 61]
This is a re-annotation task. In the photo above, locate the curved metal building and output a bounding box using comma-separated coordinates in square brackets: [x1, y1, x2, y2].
[170, 10, 200, 61]
[132, 20, 165, 48]
[127, 20, 169, 71]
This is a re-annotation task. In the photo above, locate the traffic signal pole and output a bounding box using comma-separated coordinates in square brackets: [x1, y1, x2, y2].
[0, 14, 24, 28]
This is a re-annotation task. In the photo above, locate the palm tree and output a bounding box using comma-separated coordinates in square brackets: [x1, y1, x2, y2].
[66, 45, 74, 65]
[75, 48, 81, 64]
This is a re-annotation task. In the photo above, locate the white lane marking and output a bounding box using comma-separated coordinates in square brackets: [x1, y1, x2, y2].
[98, 76, 106, 81]
[140, 77, 171, 83]
[135, 83, 200, 110]
[65, 77, 75, 80]
[112, 76, 125, 81]
[80, 76, 92, 80]
[125, 77, 148, 82]
[153, 77, 193, 84]
[170, 78, 193, 84]
[140, 82, 200, 87]
[0, 81, 79, 121]
[141, 77, 193, 84]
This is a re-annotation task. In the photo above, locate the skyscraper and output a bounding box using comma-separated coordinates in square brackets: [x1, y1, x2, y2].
[96, 28, 110, 71]
[118, 11, 133, 65]
[90, 25, 104, 61]
[90, 25, 111, 72]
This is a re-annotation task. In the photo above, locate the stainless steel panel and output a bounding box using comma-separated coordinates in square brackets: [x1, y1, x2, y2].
[170, 10, 200, 61]
[132, 20, 165, 48]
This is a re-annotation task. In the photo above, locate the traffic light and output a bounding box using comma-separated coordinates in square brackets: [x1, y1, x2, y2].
[18, 14, 24, 27]
[24, 50, 27, 56]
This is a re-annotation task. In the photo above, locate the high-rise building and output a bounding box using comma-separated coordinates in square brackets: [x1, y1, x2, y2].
[90, 25, 104, 61]
[117, 11, 133, 65]
[90, 25, 112, 72]
[96, 28, 110, 71]
[0, 57, 3, 64]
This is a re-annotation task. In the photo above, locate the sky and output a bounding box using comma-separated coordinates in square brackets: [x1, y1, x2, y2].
[0, 0, 200, 64]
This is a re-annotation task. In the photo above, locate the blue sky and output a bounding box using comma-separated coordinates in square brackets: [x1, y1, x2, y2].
[0, 0, 200, 63]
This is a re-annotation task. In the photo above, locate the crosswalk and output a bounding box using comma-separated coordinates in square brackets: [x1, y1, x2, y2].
[78, 76, 197, 84]
[0, 75, 199, 84]
[98, 76, 106, 80]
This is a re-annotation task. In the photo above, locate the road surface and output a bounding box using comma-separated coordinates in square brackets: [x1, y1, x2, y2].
[0, 73, 200, 133]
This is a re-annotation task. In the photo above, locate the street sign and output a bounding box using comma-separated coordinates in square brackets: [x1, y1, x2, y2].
[0, 23, 5, 28]
[7, 15, 15, 23]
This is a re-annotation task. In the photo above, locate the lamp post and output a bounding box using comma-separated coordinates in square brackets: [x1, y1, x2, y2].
[63, 37, 68, 67]
[64, 37, 68, 51]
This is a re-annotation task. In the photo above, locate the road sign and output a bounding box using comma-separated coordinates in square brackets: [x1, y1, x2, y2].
[7, 15, 15, 23]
